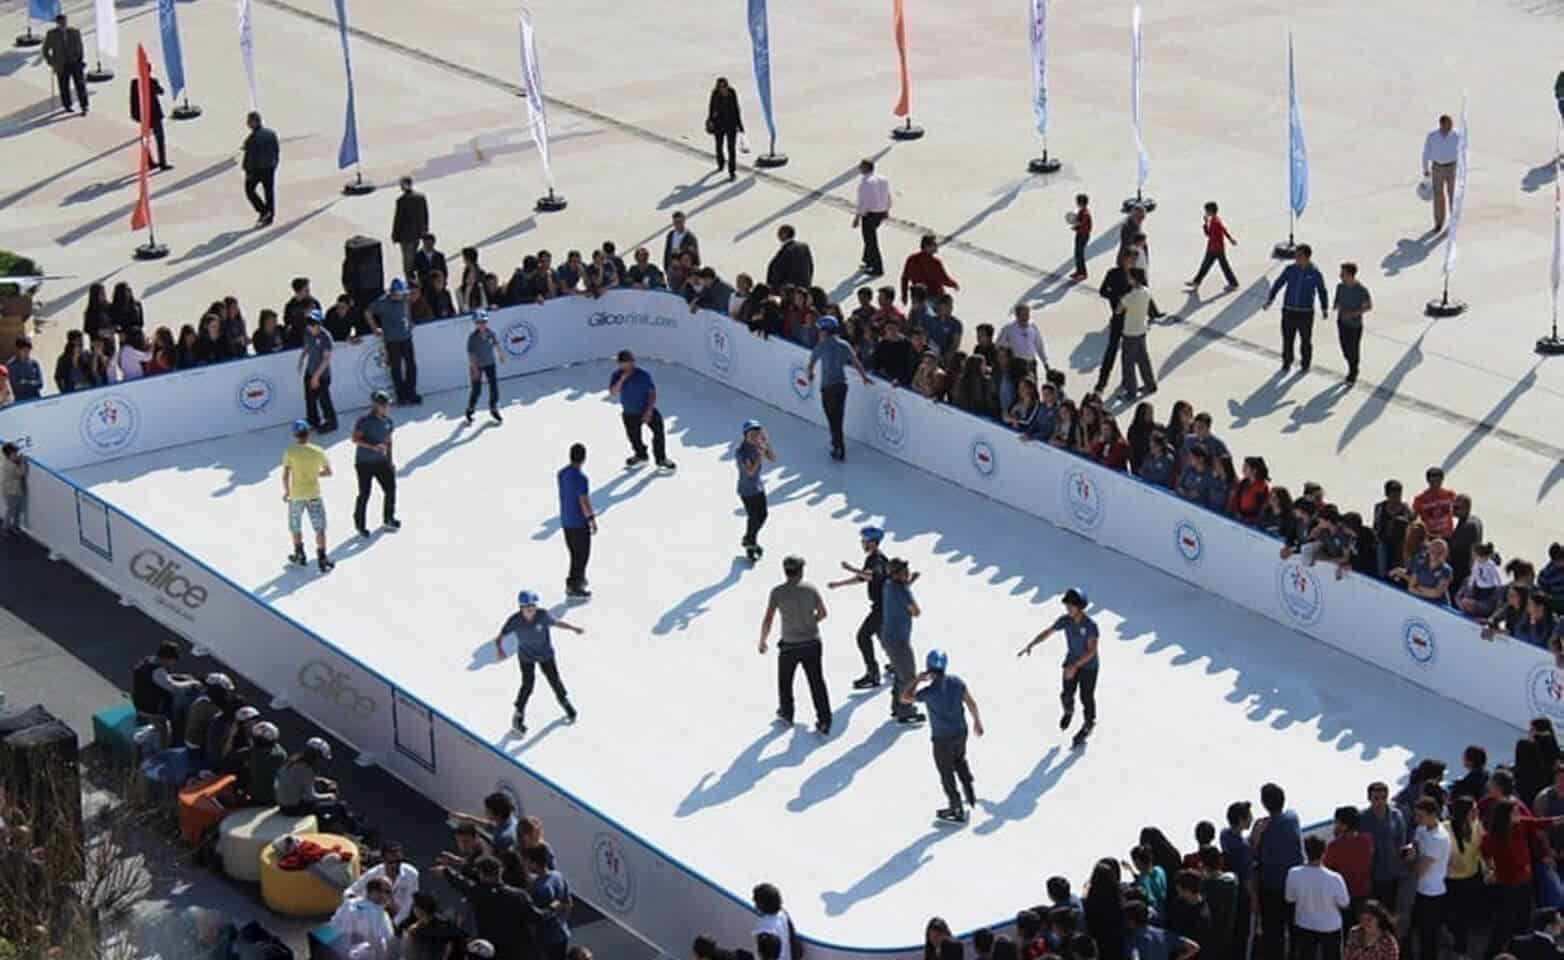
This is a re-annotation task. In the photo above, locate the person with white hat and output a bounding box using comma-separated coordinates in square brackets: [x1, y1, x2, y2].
[281, 419, 335, 573]
[736, 420, 776, 562]
[244, 721, 287, 804]
[182, 672, 235, 756]
[1016, 587, 1101, 748]
[494, 591, 585, 735]
[276, 736, 355, 833]
[206, 704, 261, 777]
[352, 390, 400, 538]
[901, 649, 984, 824]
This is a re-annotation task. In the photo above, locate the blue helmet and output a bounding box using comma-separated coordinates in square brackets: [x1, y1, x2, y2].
[389, 277, 409, 295]
[516, 590, 540, 606]
[742, 419, 763, 435]
[859, 525, 884, 543]
[926, 649, 949, 672]
[818, 316, 840, 333]
[291, 419, 311, 436]
[306, 308, 324, 325]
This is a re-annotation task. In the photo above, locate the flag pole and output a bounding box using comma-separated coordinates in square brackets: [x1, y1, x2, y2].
[1026, 0, 1060, 173]
[343, 164, 374, 196]
[171, 95, 201, 120]
[1273, 34, 1304, 259]
[1426, 100, 1468, 317]
[86, 54, 113, 82]
[1121, 4, 1154, 213]
[1540, 142, 1564, 355]
[134, 224, 168, 260]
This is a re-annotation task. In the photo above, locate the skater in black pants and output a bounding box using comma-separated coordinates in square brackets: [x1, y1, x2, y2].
[609, 350, 676, 470]
[759, 556, 833, 736]
[299, 310, 338, 432]
[827, 526, 890, 689]
[351, 391, 400, 537]
[1017, 587, 1100, 748]
[901, 649, 984, 824]
[494, 590, 584, 735]
[1094, 250, 1136, 394]
[736, 420, 776, 562]
[807, 317, 871, 461]
[465, 310, 505, 424]
[556, 444, 596, 599]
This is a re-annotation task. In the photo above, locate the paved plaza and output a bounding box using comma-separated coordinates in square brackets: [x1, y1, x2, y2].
[3, 0, 1563, 566]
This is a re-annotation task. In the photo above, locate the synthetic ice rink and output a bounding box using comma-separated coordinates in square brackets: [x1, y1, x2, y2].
[68, 361, 1517, 943]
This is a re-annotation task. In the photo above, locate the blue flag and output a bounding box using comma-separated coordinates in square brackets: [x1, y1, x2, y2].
[332, 0, 360, 169]
[28, 0, 60, 22]
[1287, 34, 1308, 219]
[157, 0, 187, 101]
[747, 0, 777, 151]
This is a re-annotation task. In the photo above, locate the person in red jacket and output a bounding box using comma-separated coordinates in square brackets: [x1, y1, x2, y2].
[1411, 466, 1457, 539]
[1187, 201, 1238, 291]
[1481, 798, 1564, 956]
[900, 234, 959, 303]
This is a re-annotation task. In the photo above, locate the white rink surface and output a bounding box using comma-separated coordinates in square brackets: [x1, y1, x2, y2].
[69, 361, 1517, 945]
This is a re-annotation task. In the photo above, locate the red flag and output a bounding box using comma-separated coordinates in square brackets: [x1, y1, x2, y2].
[130, 44, 154, 232]
[892, 0, 911, 118]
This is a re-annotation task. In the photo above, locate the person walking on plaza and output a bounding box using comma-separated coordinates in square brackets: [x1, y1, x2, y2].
[1333, 263, 1372, 384]
[1094, 249, 1136, 394]
[242, 112, 280, 226]
[853, 158, 893, 277]
[880, 558, 925, 724]
[1016, 588, 1100, 748]
[707, 77, 744, 182]
[759, 556, 833, 736]
[557, 443, 596, 599]
[494, 590, 582, 735]
[368, 279, 420, 406]
[1421, 115, 1461, 232]
[901, 649, 984, 824]
[807, 317, 872, 461]
[281, 420, 335, 573]
[736, 420, 776, 563]
[900, 234, 960, 303]
[1117, 269, 1158, 401]
[609, 350, 676, 471]
[465, 310, 504, 425]
[1264, 244, 1329, 373]
[129, 71, 171, 171]
[351, 391, 400, 538]
[42, 14, 88, 116]
[1070, 194, 1093, 282]
[392, 176, 431, 282]
[1187, 202, 1239, 291]
[828, 525, 891, 690]
[299, 309, 338, 432]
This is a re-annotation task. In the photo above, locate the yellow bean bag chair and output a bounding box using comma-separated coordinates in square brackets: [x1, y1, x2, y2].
[217, 807, 317, 883]
[259, 832, 362, 917]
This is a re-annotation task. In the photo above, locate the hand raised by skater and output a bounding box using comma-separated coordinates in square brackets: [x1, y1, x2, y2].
[973, 718, 985, 737]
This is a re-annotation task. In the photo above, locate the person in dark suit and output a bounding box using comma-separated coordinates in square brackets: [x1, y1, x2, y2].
[663, 211, 700, 273]
[412, 234, 448, 297]
[391, 176, 430, 281]
[242, 111, 280, 226]
[129, 72, 171, 171]
[765, 225, 814, 290]
[707, 77, 745, 182]
[1507, 908, 1564, 960]
[42, 14, 89, 115]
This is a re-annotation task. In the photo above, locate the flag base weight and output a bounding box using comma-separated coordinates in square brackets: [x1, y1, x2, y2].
[14, 31, 41, 48]
[890, 122, 924, 141]
[1271, 240, 1299, 260]
[1028, 156, 1062, 174]
[342, 173, 376, 197]
[1424, 297, 1467, 318]
[86, 66, 114, 83]
[1536, 335, 1564, 356]
[535, 191, 567, 213]
[1120, 195, 1156, 213]
[171, 103, 202, 120]
[133, 242, 169, 261]
[755, 153, 789, 169]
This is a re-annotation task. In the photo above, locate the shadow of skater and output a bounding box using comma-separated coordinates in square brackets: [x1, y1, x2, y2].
[786, 717, 918, 812]
[654, 557, 751, 635]
[676, 725, 823, 817]
[972, 746, 1082, 836]
[499, 715, 571, 753]
[820, 828, 959, 917]
[532, 466, 660, 541]
[251, 525, 376, 602]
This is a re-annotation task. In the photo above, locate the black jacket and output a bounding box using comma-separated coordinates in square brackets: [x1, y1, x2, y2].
[708, 88, 744, 134]
[413, 248, 448, 287]
[766, 239, 814, 290]
[130, 77, 166, 124]
[441, 871, 547, 960]
[392, 190, 430, 244]
[1099, 266, 1133, 311]
[663, 228, 700, 272]
[1505, 933, 1564, 960]
[243, 125, 280, 173]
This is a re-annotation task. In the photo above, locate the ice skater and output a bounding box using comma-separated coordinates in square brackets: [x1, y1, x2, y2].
[759, 556, 833, 736]
[280, 420, 335, 573]
[494, 590, 584, 735]
[1016, 588, 1100, 748]
[827, 526, 890, 690]
[880, 558, 925, 724]
[736, 419, 776, 562]
[557, 443, 596, 599]
[608, 349, 676, 471]
[806, 317, 872, 461]
[464, 309, 504, 425]
[352, 390, 400, 537]
[900, 650, 984, 824]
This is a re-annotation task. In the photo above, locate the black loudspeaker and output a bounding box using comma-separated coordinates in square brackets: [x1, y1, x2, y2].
[0, 714, 84, 878]
[342, 236, 385, 303]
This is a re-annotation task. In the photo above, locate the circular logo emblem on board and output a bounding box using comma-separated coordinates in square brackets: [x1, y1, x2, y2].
[358, 344, 393, 395]
[789, 364, 813, 401]
[1174, 519, 1203, 565]
[875, 391, 907, 449]
[1529, 663, 1564, 724]
[1402, 618, 1437, 669]
[79, 394, 142, 455]
[706, 317, 735, 378]
[1275, 558, 1324, 627]
[591, 832, 636, 914]
[1061, 468, 1103, 530]
[502, 318, 538, 359]
[970, 438, 996, 478]
[236, 374, 276, 415]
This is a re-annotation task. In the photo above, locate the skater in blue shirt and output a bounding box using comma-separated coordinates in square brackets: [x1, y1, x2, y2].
[901, 649, 985, 824]
[494, 590, 585, 735]
[736, 419, 777, 562]
[608, 349, 676, 471]
[1017, 587, 1100, 747]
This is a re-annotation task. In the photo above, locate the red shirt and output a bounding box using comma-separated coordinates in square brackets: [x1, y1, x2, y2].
[1204, 215, 1233, 253]
[1411, 487, 1457, 538]
[1075, 208, 1093, 237]
[1323, 832, 1375, 898]
[1231, 478, 1271, 522]
[1482, 816, 1549, 886]
[900, 251, 959, 301]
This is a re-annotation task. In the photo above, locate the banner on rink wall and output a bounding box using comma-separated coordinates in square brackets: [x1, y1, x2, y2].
[0, 290, 1548, 960]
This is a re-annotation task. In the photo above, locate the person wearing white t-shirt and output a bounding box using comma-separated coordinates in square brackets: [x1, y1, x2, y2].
[752, 882, 795, 960]
[1285, 834, 1350, 960]
[1405, 798, 1451, 960]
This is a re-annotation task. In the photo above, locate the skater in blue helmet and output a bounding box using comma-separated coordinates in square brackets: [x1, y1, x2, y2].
[901, 648, 985, 824]
[806, 316, 871, 461]
[494, 590, 586, 735]
[1017, 587, 1100, 747]
[736, 419, 777, 562]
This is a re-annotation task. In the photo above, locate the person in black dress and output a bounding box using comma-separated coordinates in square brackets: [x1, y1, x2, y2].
[707, 78, 744, 182]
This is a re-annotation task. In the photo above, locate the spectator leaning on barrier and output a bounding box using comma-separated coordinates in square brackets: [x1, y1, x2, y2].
[6, 338, 42, 402]
[1412, 467, 1456, 540]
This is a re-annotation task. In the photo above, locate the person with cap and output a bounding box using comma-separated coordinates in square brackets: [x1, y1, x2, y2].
[465, 309, 505, 425]
[367, 278, 421, 405]
[609, 350, 676, 471]
[1017, 588, 1101, 748]
[760, 556, 834, 735]
[494, 590, 584, 735]
[806, 317, 872, 461]
[901, 649, 985, 824]
[299, 309, 338, 432]
[276, 736, 360, 834]
[736, 419, 777, 562]
[281, 420, 335, 573]
[242, 721, 285, 804]
[881, 559, 926, 724]
[330, 874, 397, 958]
[6, 338, 43, 402]
[827, 526, 891, 690]
[206, 703, 261, 779]
[352, 391, 400, 538]
[558, 443, 596, 599]
[182, 672, 236, 760]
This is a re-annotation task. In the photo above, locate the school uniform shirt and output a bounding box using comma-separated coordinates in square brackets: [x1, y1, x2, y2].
[755, 911, 794, 960]
[1284, 863, 1349, 932]
[1482, 817, 1551, 886]
[501, 609, 558, 663]
[353, 414, 394, 466]
[611, 367, 655, 415]
[915, 672, 968, 738]
[881, 581, 916, 648]
[303, 328, 334, 380]
[282, 444, 329, 500]
[468, 328, 499, 367]
[6, 358, 42, 401]
[1412, 822, 1451, 896]
[557, 465, 589, 528]
[736, 441, 765, 497]
[1053, 614, 1100, 670]
[371, 296, 413, 343]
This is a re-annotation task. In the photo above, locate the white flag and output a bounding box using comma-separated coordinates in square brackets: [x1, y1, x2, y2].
[1442, 101, 1470, 278]
[1131, 4, 1149, 191]
[1028, 0, 1048, 139]
[94, 0, 117, 59]
[237, 0, 258, 110]
[519, 9, 553, 191]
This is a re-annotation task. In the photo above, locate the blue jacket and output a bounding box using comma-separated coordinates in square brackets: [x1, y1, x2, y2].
[1267, 264, 1329, 313]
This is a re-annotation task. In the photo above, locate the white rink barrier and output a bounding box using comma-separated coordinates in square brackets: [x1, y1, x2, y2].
[0, 290, 1549, 957]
